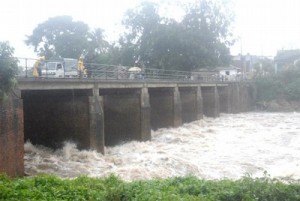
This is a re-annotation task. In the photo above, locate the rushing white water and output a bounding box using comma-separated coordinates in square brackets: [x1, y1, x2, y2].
[25, 112, 300, 181]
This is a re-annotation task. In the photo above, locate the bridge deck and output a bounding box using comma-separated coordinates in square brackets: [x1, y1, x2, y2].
[17, 78, 230, 90]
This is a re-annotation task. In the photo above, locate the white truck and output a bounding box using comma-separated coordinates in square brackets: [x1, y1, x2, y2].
[41, 58, 86, 78]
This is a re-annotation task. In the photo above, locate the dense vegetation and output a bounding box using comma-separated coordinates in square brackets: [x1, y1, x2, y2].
[1, 174, 300, 200]
[25, 0, 233, 71]
[0, 42, 18, 102]
[256, 62, 300, 102]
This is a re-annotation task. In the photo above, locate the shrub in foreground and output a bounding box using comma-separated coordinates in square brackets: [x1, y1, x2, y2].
[0, 174, 300, 200]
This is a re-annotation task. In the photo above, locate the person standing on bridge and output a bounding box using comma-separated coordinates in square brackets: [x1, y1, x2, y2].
[77, 55, 85, 78]
[33, 56, 45, 78]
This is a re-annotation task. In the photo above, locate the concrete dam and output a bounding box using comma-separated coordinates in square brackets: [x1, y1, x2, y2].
[0, 78, 256, 177]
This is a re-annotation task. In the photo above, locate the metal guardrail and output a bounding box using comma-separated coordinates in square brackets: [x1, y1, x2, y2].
[16, 57, 241, 82]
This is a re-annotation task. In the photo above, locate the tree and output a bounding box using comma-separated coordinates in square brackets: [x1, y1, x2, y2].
[119, 0, 233, 71]
[26, 16, 93, 59]
[84, 28, 111, 64]
[0, 42, 18, 101]
[181, 0, 233, 69]
[121, 1, 161, 67]
[146, 21, 189, 70]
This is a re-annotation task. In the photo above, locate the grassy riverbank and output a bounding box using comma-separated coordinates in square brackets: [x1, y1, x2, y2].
[1, 174, 300, 200]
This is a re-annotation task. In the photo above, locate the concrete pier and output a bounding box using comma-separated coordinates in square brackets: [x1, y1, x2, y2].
[140, 87, 151, 141]
[229, 83, 240, 114]
[88, 88, 105, 153]
[173, 87, 182, 127]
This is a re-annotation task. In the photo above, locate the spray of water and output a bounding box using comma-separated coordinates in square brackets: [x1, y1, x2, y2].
[25, 112, 300, 181]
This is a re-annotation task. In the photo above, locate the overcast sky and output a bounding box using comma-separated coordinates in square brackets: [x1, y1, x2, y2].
[1, 0, 300, 58]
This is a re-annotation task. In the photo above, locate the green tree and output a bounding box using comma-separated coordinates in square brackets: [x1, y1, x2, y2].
[84, 28, 111, 64]
[181, 0, 233, 69]
[121, 2, 162, 66]
[256, 58, 300, 102]
[119, 0, 233, 71]
[26, 16, 96, 59]
[121, 2, 186, 69]
[0, 42, 18, 101]
[147, 21, 188, 70]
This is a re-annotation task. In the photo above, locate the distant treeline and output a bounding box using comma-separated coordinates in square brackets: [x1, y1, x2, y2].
[25, 0, 233, 72]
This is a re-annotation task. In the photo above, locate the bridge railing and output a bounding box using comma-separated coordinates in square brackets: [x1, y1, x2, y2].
[16, 57, 239, 82]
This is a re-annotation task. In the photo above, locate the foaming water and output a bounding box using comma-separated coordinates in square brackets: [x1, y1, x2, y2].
[25, 112, 300, 180]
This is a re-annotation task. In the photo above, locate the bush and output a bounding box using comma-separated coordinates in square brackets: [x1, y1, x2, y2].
[256, 75, 283, 102]
[256, 66, 300, 101]
[280, 67, 300, 100]
[0, 42, 18, 102]
[1, 174, 300, 200]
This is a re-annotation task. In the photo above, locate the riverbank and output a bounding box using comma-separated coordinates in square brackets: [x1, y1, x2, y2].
[256, 99, 300, 112]
[1, 174, 300, 200]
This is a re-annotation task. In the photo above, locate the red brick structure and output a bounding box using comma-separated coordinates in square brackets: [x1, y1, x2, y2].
[0, 93, 24, 177]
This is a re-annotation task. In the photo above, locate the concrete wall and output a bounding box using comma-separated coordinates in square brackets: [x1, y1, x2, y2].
[0, 93, 24, 177]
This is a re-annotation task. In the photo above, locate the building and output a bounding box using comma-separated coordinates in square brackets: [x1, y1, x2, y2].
[217, 66, 241, 81]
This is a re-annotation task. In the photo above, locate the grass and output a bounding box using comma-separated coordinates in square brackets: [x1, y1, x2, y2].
[1, 174, 300, 200]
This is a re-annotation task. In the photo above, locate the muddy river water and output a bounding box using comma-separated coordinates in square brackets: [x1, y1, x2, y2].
[25, 112, 300, 181]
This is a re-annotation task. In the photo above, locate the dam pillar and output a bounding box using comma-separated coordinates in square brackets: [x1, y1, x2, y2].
[140, 87, 151, 141]
[201, 86, 220, 118]
[0, 91, 24, 177]
[196, 86, 204, 120]
[180, 87, 203, 123]
[218, 86, 231, 113]
[238, 83, 257, 112]
[149, 87, 182, 130]
[239, 84, 249, 112]
[173, 87, 182, 127]
[88, 88, 105, 153]
[249, 83, 257, 111]
[229, 83, 240, 113]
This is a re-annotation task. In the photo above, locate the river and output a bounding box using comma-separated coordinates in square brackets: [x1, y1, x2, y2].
[24, 112, 300, 181]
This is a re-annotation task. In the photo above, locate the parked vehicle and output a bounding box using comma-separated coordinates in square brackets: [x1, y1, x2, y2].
[40, 57, 86, 78]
